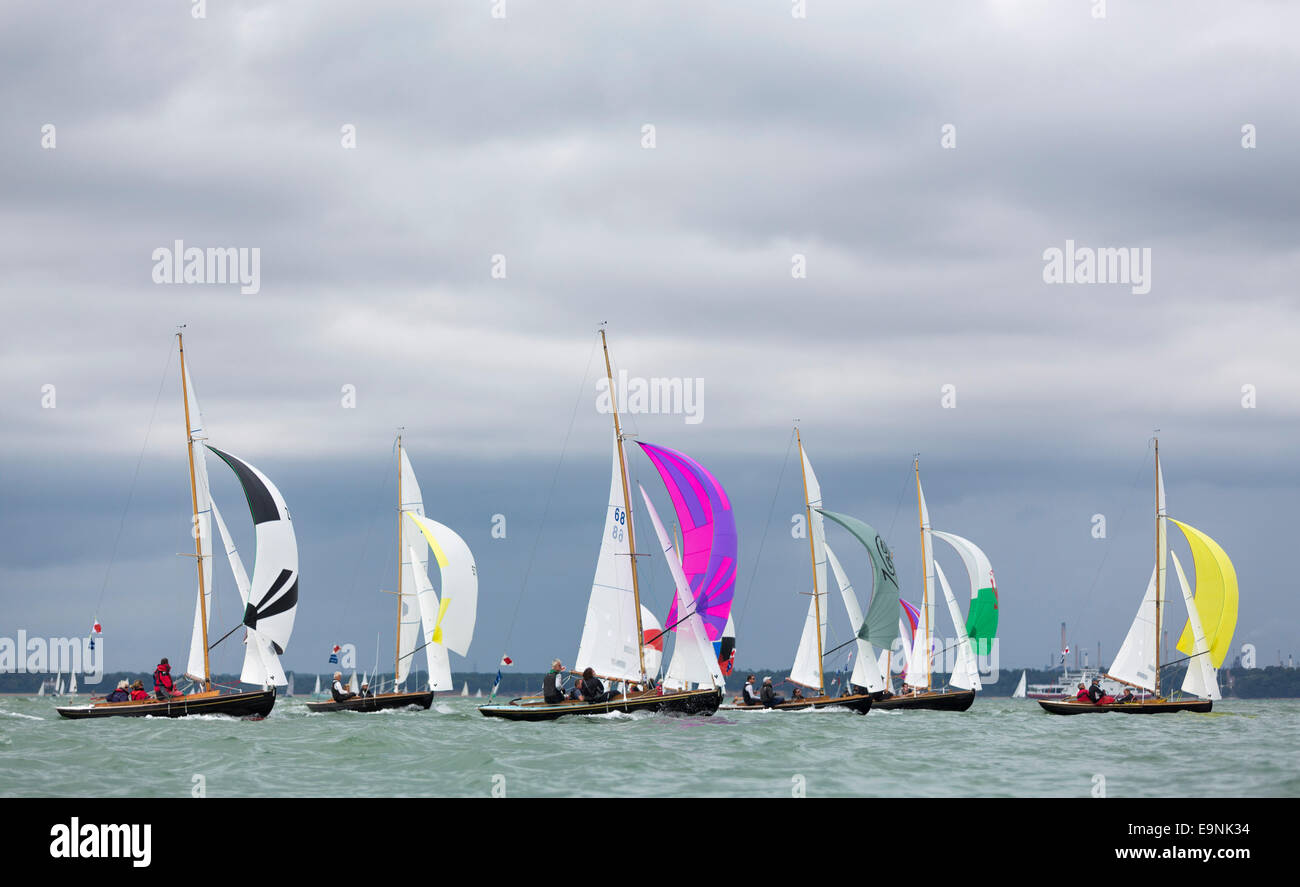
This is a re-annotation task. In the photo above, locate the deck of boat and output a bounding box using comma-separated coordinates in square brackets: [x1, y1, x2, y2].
[479, 686, 721, 721]
[56, 688, 276, 720]
[304, 690, 434, 713]
[1037, 697, 1212, 715]
[719, 692, 873, 714]
[871, 688, 976, 711]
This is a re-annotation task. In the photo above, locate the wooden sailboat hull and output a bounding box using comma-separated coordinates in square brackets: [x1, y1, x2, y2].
[304, 690, 434, 713]
[56, 688, 276, 720]
[479, 686, 721, 722]
[719, 692, 874, 714]
[871, 688, 976, 711]
[1038, 698, 1212, 715]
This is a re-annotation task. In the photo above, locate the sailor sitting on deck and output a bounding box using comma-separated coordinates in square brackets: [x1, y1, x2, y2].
[358, 682, 373, 699]
[1075, 683, 1090, 702]
[579, 667, 615, 704]
[543, 660, 568, 704]
[1117, 688, 1136, 704]
[734, 674, 760, 706]
[105, 680, 130, 702]
[130, 680, 150, 701]
[760, 677, 785, 708]
[331, 672, 356, 702]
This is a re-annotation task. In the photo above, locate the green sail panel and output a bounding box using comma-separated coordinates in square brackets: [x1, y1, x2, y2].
[815, 508, 900, 648]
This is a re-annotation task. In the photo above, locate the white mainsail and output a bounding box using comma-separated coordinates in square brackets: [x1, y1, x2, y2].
[789, 446, 828, 691]
[183, 364, 214, 683]
[461, 682, 469, 697]
[397, 447, 426, 685]
[825, 543, 886, 692]
[68, 672, 78, 696]
[575, 434, 644, 682]
[313, 675, 321, 696]
[1109, 565, 1162, 692]
[640, 485, 723, 690]
[908, 471, 936, 689]
[1012, 670, 1027, 698]
[934, 560, 982, 690]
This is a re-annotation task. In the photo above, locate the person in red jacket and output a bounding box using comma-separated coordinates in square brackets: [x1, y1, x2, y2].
[1075, 683, 1090, 702]
[153, 658, 181, 699]
[130, 680, 150, 701]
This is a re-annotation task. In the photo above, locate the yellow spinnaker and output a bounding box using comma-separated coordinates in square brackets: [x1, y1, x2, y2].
[1170, 518, 1238, 667]
[404, 510, 450, 568]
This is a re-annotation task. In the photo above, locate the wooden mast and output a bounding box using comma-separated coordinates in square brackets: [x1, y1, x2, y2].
[178, 331, 211, 692]
[599, 328, 647, 683]
[915, 457, 931, 691]
[395, 433, 403, 689]
[1154, 435, 1162, 699]
[795, 427, 825, 694]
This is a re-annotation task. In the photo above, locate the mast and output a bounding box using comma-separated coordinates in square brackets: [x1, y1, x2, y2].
[599, 328, 647, 683]
[795, 427, 825, 694]
[1154, 435, 1162, 699]
[395, 433, 403, 686]
[178, 331, 211, 691]
[915, 457, 931, 691]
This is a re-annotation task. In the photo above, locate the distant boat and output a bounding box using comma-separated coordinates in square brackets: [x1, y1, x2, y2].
[313, 674, 321, 696]
[58, 332, 300, 720]
[37, 680, 45, 697]
[1040, 438, 1237, 715]
[286, 673, 295, 697]
[308, 435, 478, 714]
[1012, 671, 1027, 699]
[475, 689, 482, 698]
[68, 672, 78, 697]
[461, 682, 469, 697]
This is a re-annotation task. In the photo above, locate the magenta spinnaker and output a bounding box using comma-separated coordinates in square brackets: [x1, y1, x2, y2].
[636, 441, 736, 643]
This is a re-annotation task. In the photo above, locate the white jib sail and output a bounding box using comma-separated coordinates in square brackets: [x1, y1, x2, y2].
[909, 474, 936, 689]
[1171, 549, 1221, 700]
[404, 512, 478, 656]
[641, 605, 664, 678]
[1109, 564, 1163, 693]
[575, 433, 644, 682]
[183, 365, 214, 683]
[825, 543, 885, 692]
[68, 672, 77, 695]
[397, 447, 427, 685]
[935, 559, 982, 690]
[407, 546, 454, 691]
[1013, 671, 1027, 698]
[639, 485, 723, 690]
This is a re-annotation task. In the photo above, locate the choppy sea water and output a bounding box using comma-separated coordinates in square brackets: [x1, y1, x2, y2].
[1, 696, 1296, 798]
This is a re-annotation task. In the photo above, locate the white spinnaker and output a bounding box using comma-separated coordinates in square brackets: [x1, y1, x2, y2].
[639, 486, 723, 690]
[405, 513, 478, 656]
[407, 546, 454, 691]
[909, 475, 936, 689]
[211, 498, 251, 600]
[825, 543, 885, 692]
[934, 559, 982, 691]
[576, 434, 643, 682]
[1171, 550, 1221, 700]
[183, 365, 214, 683]
[932, 531, 993, 608]
[1109, 564, 1162, 693]
[397, 447, 426, 685]
[210, 497, 286, 687]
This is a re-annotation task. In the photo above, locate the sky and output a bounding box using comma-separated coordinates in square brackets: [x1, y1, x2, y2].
[1, 2, 1297, 684]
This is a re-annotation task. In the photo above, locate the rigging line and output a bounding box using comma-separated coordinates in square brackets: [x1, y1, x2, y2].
[344, 443, 394, 625]
[734, 427, 796, 634]
[493, 335, 601, 669]
[1076, 440, 1155, 620]
[95, 338, 176, 617]
[885, 463, 912, 549]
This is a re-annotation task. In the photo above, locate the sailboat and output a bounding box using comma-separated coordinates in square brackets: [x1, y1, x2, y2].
[721, 430, 876, 713]
[308, 436, 477, 713]
[480, 329, 731, 721]
[59, 332, 299, 720]
[37, 680, 45, 697]
[871, 458, 991, 712]
[1039, 438, 1237, 715]
[67, 672, 77, 698]
[461, 682, 469, 697]
[1012, 671, 1027, 699]
[313, 674, 321, 696]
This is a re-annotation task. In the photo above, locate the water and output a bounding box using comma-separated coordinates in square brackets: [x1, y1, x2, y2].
[2, 696, 1296, 797]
